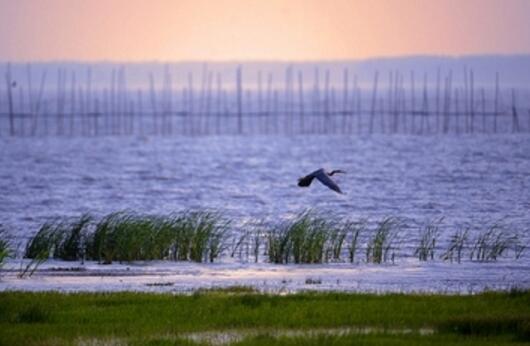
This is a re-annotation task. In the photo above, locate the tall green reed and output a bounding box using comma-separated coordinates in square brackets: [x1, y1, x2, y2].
[366, 217, 400, 264]
[470, 222, 518, 261]
[441, 228, 469, 263]
[414, 217, 442, 261]
[0, 226, 10, 270]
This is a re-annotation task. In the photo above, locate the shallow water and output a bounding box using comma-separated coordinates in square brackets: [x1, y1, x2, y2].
[1, 134, 530, 292]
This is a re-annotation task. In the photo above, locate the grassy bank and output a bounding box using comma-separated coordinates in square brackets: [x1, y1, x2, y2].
[0, 290, 528, 345]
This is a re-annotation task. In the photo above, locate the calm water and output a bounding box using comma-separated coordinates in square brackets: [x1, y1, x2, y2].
[1, 134, 529, 259]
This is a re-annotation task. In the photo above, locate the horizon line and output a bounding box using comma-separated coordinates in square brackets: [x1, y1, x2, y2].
[2, 53, 530, 65]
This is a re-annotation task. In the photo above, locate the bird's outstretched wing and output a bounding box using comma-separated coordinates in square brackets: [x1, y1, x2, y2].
[314, 169, 343, 194]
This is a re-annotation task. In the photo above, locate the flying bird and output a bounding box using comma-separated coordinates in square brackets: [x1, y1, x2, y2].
[298, 168, 346, 194]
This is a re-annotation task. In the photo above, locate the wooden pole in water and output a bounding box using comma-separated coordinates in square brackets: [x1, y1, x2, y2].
[56, 68, 67, 136]
[494, 72, 499, 133]
[480, 88, 486, 133]
[128, 98, 134, 136]
[123, 72, 131, 136]
[167, 66, 174, 135]
[410, 70, 416, 134]
[454, 88, 460, 135]
[115, 67, 121, 135]
[187, 72, 194, 135]
[349, 74, 356, 134]
[511, 88, 519, 133]
[162, 65, 169, 135]
[379, 96, 385, 133]
[420, 73, 428, 134]
[26, 64, 34, 136]
[392, 71, 398, 133]
[69, 71, 76, 136]
[386, 71, 393, 134]
[120, 66, 127, 135]
[470, 69, 475, 133]
[87, 67, 93, 135]
[342, 68, 349, 134]
[216, 72, 222, 135]
[273, 89, 279, 134]
[435, 67, 441, 134]
[331, 86, 336, 134]
[443, 70, 452, 134]
[400, 74, 407, 133]
[205, 71, 213, 135]
[110, 69, 116, 135]
[257, 70, 263, 115]
[102, 88, 109, 136]
[247, 89, 254, 134]
[463, 66, 469, 133]
[284, 65, 292, 135]
[137, 89, 143, 136]
[5, 63, 15, 136]
[257, 70, 263, 133]
[265, 72, 273, 135]
[369, 71, 379, 134]
[94, 96, 100, 136]
[18, 84, 25, 136]
[149, 72, 157, 135]
[324, 69, 330, 134]
[120, 84, 126, 136]
[236, 65, 243, 135]
[56, 68, 61, 135]
[312, 67, 320, 134]
[198, 64, 208, 135]
[182, 87, 188, 136]
[79, 82, 86, 136]
[298, 70, 305, 134]
[31, 69, 47, 136]
[355, 78, 362, 134]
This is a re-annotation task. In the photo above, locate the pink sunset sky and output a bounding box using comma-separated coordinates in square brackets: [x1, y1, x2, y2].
[1, 0, 530, 61]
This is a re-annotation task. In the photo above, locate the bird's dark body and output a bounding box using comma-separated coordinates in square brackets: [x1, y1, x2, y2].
[297, 175, 315, 187]
[297, 168, 345, 194]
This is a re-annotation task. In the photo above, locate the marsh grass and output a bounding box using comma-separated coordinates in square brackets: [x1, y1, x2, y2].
[83, 211, 229, 264]
[289, 212, 331, 264]
[267, 221, 292, 264]
[56, 214, 92, 261]
[326, 224, 348, 262]
[0, 226, 10, 270]
[470, 223, 518, 261]
[252, 228, 262, 263]
[266, 211, 343, 264]
[347, 220, 366, 263]
[25, 220, 63, 259]
[230, 229, 249, 259]
[414, 217, 442, 261]
[366, 217, 400, 264]
[514, 238, 526, 260]
[441, 228, 469, 263]
[25, 214, 92, 262]
[20, 212, 528, 266]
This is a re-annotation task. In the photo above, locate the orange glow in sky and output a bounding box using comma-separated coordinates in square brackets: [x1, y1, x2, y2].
[1, 0, 530, 61]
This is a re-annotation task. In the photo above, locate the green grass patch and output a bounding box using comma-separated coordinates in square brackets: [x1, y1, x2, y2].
[0, 290, 528, 345]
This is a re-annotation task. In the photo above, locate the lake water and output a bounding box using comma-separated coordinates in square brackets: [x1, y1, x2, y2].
[1, 133, 529, 292]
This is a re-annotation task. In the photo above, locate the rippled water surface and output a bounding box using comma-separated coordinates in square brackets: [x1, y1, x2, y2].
[1, 134, 530, 245]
